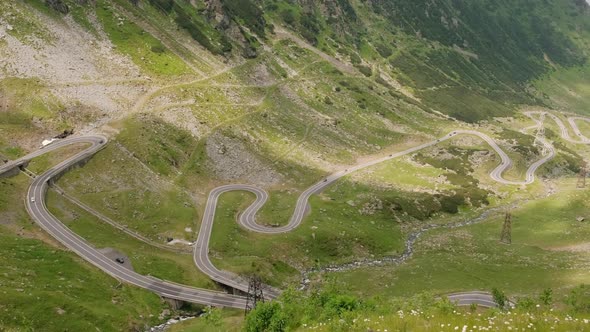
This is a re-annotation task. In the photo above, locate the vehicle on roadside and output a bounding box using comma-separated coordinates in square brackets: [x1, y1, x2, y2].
[115, 258, 125, 264]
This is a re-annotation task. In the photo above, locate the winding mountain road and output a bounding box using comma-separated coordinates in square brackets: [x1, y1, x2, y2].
[1, 136, 248, 308]
[1, 111, 588, 308]
[446, 291, 515, 308]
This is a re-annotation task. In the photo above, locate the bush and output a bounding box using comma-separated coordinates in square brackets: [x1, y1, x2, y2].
[245, 302, 287, 332]
[375, 42, 393, 58]
[540, 288, 553, 306]
[300, 14, 321, 45]
[281, 9, 296, 26]
[492, 288, 508, 310]
[375, 75, 392, 88]
[323, 295, 359, 317]
[350, 53, 362, 64]
[566, 284, 590, 313]
[222, 0, 266, 37]
[357, 65, 372, 77]
[46, 0, 69, 14]
[516, 296, 536, 310]
[148, 0, 174, 13]
[150, 44, 165, 54]
[202, 306, 222, 327]
[438, 194, 465, 214]
[175, 11, 221, 55]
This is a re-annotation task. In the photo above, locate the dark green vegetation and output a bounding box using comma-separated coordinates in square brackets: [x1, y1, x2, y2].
[415, 147, 490, 211]
[543, 128, 587, 174]
[240, 286, 590, 331]
[261, 0, 590, 122]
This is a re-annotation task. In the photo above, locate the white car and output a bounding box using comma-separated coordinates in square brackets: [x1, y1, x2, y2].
[30, 197, 35, 203]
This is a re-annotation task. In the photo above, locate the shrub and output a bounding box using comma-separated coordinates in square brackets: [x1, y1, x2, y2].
[350, 53, 362, 64]
[174, 11, 221, 55]
[492, 288, 508, 310]
[375, 42, 393, 58]
[375, 75, 392, 88]
[222, 0, 266, 37]
[150, 44, 165, 54]
[281, 9, 296, 26]
[566, 284, 590, 313]
[244, 302, 287, 332]
[357, 65, 372, 77]
[438, 194, 465, 214]
[517, 296, 536, 310]
[148, 0, 174, 13]
[540, 288, 553, 306]
[323, 294, 359, 317]
[46, 0, 69, 14]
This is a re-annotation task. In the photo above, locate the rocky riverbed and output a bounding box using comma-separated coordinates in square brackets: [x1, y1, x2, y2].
[299, 200, 527, 289]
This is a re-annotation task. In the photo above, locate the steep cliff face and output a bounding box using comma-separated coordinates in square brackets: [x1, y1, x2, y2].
[202, 0, 265, 57]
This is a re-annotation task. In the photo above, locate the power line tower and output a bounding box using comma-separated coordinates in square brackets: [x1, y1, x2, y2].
[245, 275, 265, 315]
[500, 212, 512, 244]
[577, 162, 587, 189]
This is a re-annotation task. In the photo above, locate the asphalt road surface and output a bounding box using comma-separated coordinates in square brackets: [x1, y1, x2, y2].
[2, 112, 588, 308]
[2, 136, 248, 308]
[446, 291, 515, 308]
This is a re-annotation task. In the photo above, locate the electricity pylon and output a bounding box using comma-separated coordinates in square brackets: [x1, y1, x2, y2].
[500, 212, 512, 244]
[245, 275, 265, 314]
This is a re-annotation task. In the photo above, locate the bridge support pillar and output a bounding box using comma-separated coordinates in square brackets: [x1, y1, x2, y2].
[0, 161, 29, 179]
[0, 166, 21, 178]
[162, 297, 185, 310]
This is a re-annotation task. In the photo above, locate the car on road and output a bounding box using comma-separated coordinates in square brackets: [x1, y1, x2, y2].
[115, 258, 125, 264]
[30, 197, 35, 203]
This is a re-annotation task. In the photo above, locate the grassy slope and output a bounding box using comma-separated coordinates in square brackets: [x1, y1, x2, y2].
[0, 1, 589, 331]
[46, 190, 217, 289]
[0, 162, 167, 331]
[535, 64, 590, 116]
[49, 31, 574, 294]
[95, 0, 193, 78]
[262, 0, 590, 122]
[331, 183, 590, 299]
[0, 77, 82, 157]
[58, 139, 198, 241]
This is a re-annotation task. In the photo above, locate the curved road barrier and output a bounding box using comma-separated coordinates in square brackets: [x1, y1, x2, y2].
[1, 112, 588, 307]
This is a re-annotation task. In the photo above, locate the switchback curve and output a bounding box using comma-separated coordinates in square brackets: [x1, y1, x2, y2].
[1, 111, 588, 307]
